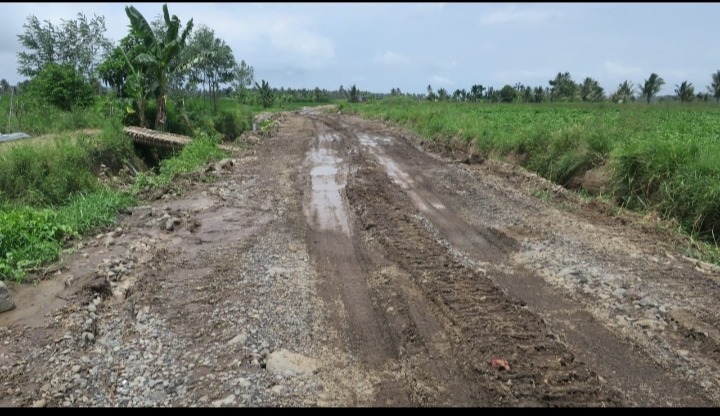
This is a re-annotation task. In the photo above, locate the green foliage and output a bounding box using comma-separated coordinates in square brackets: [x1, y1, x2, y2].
[345, 99, 720, 242]
[0, 189, 133, 281]
[213, 108, 252, 141]
[549, 72, 578, 102]
[132, 136, 227, 191]
[675, 81, 695, 103]
[255, 79, 274, 108]
[125, 3, 194, 130]
[640, 73, 665, 104]
[17, 12, 112, 79]
[708, 70, 720, 103]
[26, 63, 95, 111]
[499, 85, 517, 103]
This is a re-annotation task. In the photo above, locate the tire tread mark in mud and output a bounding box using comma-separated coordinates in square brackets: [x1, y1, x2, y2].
[345, 153, 623, 407]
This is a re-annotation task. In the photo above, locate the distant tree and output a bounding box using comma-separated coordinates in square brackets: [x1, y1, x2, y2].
[532, 86, 545, 103]
[640, 73, 664, 104]
[437, 87, 449, 101]
[231, 60, 254, 104]
[186, 25, 237, 112]
[426, 84, 437, 101]
[580, 77, 604, 102]
[0, 79, 9, 95]
[349, 84, 360, 103]
[499, 84, 517, 103]
[696, 91, 710, 102]
[255, 79, 274, 108]
[708, 70, 720, 102]
[522, 86, 532, 103]
[612, 80, 635, 103]
[675, 81, 694, 103]
[548, 72, 577, 102]
[470, 84, 484, 102]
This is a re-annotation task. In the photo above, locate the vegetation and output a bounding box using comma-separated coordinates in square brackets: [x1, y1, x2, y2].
[343, 100, 720, 250]
[5, 3, 720, 279]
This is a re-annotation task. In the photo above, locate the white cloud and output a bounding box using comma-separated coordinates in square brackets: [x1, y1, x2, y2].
[429, 75, 454, 86]
[479, 4, 558, 26]
[373, 51, 410, 68]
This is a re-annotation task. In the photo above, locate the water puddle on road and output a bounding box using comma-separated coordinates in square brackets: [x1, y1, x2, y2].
[304, 133, 350, 235]
[0, 279, 65, 327]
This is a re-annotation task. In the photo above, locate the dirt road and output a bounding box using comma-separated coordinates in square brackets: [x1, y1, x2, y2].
[2, 108, 720, 407]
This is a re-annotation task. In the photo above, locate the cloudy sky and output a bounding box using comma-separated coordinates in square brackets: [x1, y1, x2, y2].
[1, 2, 718, 95]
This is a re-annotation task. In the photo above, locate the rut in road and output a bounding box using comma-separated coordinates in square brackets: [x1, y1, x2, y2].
[301, 113, 622, 406]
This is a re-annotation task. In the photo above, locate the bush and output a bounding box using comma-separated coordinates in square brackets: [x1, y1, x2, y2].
[213, 107, 252, 141]
[26, 63, 95, 111]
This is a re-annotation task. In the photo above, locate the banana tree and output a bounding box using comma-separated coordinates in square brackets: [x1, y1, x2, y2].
[125, 4, 193, 130]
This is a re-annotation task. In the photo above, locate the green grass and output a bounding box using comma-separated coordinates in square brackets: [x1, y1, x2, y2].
[344, 99, 720, 248]
[132, 135, 228, 191]
[0, 189, 134, 281]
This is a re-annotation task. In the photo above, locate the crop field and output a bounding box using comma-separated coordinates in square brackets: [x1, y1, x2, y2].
[345, 98, 720, 248]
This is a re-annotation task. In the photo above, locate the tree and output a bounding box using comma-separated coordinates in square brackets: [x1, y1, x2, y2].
[17, 13, 112, 80]
[231, 60, 254, 104]
[499, 84, 517, 103]
[675, 81, 695, 103]
[549, 72, 577, 102]
[532, 86, 545, 103]
[98, 35, 145, 96]
[612, 80, 635, 103]
[125, 4, 194, 130]
[437, 87, 449, 101]
[255, 79, 274, 108]
[26, 63, 95, 111]
[640, 73, 664, 104]
[0, 79, 9, 95]
[470, 84, 484, 102]
[708, 70, 720, 103]
[349, 84, 360, 103]
[186, 25, 237, 112]
[426, 84, 437, 101]
[580, 77, 604, 102]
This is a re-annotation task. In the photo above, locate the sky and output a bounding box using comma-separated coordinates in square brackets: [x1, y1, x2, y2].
[1, 2, 719, 96]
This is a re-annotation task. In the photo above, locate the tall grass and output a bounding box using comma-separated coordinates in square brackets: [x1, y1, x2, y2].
[345, 99, 720, 244]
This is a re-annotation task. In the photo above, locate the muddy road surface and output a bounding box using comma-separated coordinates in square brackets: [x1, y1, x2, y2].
[2, 108, 720, 407]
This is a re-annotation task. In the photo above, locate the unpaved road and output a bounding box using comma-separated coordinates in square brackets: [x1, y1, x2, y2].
[2, 108, 720, 407]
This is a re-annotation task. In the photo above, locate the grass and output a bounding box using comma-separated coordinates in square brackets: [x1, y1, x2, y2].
[132, 135, 228, 191]
[344, 98, 720, 254]
[0, 91, 256, 281]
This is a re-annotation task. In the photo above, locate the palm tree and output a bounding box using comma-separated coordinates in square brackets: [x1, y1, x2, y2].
[708, 70, 720, 103]
[675, 81, 695, 103]
[613, 80, 635, 103]
[125, 4, 194, 130]
[640, 73, 664, 104]
[255, 79, 274, 108]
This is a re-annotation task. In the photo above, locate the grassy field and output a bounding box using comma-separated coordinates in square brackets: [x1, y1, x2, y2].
[343, 98, 720, 254]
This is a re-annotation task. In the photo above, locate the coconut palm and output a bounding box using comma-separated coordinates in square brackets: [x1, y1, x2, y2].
[675, 81, 695, 103]
[125, 4, 193, 130]
[640, 73, 664, 104]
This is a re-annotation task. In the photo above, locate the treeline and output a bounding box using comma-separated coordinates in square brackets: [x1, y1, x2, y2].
[414, 71, 720, 104]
